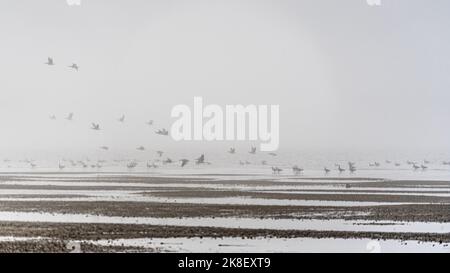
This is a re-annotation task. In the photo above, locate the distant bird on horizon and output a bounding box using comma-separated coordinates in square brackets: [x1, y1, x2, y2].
[369, 162, 380, 167]
[58, 163, 65, 170]
[66, 112, 74, 121]
[412, 163, 420, 170]
[100, 146, 109, 151]
[118, 115, 125, 123]
[127, 161, 138, 169]
[261, 160, 267, 166]
[163, 158, 173, 165]
[249, 146, 256, 154]
[91, 123, 100, 130]
[324, 167, 330, 174]
[155, 128, 169, 136]
[180, 159, 189, 167]
[336, 164, 345, 173]
[292, 165, 303, 175]
[68, 63, 78, 71]
[421, 164, 428, 171]
[271, 166, 282, 174]
[348, 162, 356, 173]
[45, 57, 54, 66]
[228, 148, 236, 154]
[147, 161, 158, 168]
[146, 120, 154, 126]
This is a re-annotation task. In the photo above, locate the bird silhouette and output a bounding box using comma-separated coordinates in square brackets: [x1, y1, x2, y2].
[249, 146, 256, 154]
[336, 164, 345, 173]
[292, 165, 303, 175]
[118, 115, 125, 123]
[147, 161, 158, 168]
[100, 146, 109, 151]
[127, 161, 138, 169]
[136, 146, 145, 151]
[196, 154, 205, 164]
[155, 129, 169, 136]
[68, 63, 78, 71]
[180, 159, 189, 167]
[163, 158, 173, 164]
[91, 123, 100, 130]
[228, 148, 236, 154]
[45, 57, 54, 66]
[271, 167, 282, 174]
[66, 112, 74, 121]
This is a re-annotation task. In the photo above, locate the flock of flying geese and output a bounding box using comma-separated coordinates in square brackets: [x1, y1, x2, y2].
[21, 57, 449, 173]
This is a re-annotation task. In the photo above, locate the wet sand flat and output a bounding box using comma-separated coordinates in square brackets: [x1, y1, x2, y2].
[0, 173, 449, 252]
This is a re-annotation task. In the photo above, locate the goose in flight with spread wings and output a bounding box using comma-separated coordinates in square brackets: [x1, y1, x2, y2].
[45, 57, 54, 66]
[155, 128, 169, 136]
[180, 159, 189, 167]
[91, 123, 100, 130]
[68, 63, 78, 71]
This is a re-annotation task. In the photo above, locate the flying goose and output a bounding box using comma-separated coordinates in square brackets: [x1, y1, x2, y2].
[180, 159, 189, 167]
[155, 129, 169, 136]
[68, 63, 78, 71]
[45, 57, 54, 66]
[91, 123, 100, 130]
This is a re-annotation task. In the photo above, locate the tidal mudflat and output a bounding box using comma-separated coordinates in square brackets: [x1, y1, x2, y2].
[0, 172, 449, 252]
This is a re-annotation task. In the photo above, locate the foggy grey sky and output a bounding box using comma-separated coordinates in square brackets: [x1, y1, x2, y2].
[1, 0, 450, 158]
